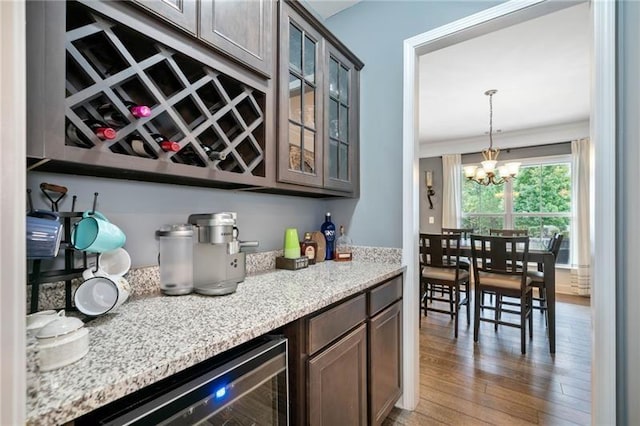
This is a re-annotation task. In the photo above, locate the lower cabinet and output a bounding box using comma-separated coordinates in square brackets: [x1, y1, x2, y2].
[283, 274, 403, 425]
[369, 300, 403, 425]
[309, 324, 368, 426]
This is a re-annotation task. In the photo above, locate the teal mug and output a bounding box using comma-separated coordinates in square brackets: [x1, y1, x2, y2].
[71, 211, 126, 253]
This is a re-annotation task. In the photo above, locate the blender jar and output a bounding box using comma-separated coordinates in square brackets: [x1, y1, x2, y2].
[156, 224, 194, 295]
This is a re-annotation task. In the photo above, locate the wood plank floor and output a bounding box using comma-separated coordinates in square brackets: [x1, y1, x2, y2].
[384, 293, 591, 425]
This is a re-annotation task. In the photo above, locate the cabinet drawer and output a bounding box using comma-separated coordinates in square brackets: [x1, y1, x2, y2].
[308, 294, 366, 355]
[369, 275, 402, 316]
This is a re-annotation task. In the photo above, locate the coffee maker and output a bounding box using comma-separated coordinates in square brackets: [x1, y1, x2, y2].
[188, 212, 258, 296]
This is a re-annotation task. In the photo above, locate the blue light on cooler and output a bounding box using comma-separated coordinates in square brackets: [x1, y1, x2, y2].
[215, 386, 226, 399]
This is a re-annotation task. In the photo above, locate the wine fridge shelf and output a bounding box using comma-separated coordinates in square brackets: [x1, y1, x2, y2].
[64, 2, 266, 178]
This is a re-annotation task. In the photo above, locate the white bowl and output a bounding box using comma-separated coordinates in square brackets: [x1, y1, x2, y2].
[26, 310, 64, 336]
[36, 317, 89, 371]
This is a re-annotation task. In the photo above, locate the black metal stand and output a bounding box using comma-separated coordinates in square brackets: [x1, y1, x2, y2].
[27, 212, 98, 314]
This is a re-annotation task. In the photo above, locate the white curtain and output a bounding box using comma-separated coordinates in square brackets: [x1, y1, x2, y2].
[441, 154, 461, 229]
[571, 138, 591, 295]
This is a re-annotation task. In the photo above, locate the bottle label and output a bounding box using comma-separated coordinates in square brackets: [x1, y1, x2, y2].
[304, 245, 315, 260]
[323, 229, 335, 241]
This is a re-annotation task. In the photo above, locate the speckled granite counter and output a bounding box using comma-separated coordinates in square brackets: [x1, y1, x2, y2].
[27, 260, 404, 425]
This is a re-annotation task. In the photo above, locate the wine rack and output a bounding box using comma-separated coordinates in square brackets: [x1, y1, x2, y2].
[64, 2, 267, 178]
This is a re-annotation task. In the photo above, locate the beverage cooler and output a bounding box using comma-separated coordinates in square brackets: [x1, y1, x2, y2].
[76, 336, 288, 425]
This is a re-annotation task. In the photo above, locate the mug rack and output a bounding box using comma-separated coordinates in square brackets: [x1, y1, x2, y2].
[27, 192, 102, 314]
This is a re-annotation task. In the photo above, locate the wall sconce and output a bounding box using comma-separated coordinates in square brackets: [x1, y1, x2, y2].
[425, 171, 435, 209]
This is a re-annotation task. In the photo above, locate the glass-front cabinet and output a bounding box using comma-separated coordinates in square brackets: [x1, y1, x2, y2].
[278, 1, 362, 195]
[278, 3, 324, 187]
[324, 46, 358, 192]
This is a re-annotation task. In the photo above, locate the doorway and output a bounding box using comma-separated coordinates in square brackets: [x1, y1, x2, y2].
[401, 0, 616, 423]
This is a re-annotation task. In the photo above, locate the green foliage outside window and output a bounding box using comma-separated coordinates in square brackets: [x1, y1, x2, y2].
[461, 162, 572, 264]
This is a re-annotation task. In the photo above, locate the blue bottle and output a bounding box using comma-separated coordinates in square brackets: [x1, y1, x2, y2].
[321, 212, 336, 260]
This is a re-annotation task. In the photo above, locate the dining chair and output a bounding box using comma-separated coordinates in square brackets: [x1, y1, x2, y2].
[470, 234, 533, 354]
[441, 228, 474, 305]
[528, 233, 563, 322]
[419, 233, 470, 337]
[483, 229, 528, 304]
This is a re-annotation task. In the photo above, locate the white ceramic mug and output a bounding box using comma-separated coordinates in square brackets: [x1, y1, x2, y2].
[98, 248, 131, 278]
[82, 248, 131, 281]
[74, 276, 130, 316]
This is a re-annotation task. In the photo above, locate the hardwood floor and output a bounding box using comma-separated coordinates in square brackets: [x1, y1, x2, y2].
[384, 293, 591, 425]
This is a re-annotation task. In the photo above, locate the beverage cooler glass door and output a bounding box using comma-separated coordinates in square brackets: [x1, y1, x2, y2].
[78, 336, 288, 426]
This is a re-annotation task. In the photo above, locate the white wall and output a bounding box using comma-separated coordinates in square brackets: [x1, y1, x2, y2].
[324, 1, 503, 248]
[617, 1, 640, 422]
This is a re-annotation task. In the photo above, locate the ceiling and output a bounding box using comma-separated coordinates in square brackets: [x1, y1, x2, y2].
[304, 0, 362, 19]
[419, 3, 590, 145]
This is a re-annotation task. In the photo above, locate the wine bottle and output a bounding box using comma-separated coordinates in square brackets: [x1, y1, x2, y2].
[98, 102, 152, 127]
[86, 120, 117, 140]
[151, 133, 180, 152]
[320, 212, 336, 261]
[66, 119, 116, 146]
[126, 135, 157, 158]
[201, 144, 227, 161]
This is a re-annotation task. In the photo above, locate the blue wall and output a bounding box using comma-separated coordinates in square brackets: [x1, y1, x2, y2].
[324, 0, 502, 248]
[28, 171, 325, 267]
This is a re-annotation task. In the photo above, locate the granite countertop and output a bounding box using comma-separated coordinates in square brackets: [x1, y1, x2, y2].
[27, 260, 404, 425]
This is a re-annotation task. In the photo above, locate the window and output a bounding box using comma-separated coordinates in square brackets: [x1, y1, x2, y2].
[461, 157, 571, 265]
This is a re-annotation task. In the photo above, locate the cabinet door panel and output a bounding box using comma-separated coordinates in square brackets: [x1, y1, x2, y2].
[278, 2, 324, 187]
[324, 46, 358, 192]
[308, 324, 367, 426]
[199, 0, 273, 77]
[132, 0, 198, 35]
[369, 301, 403, 426]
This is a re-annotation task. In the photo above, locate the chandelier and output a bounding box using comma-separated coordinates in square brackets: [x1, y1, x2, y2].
[463, 89, 520, 185]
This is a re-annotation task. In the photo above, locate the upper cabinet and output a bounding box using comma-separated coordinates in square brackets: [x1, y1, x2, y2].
[277, 1, 363, 195]
[131, 0, 273, 77]
[26, 0, 362, 198]
[199, 0, 273, 78]
[324, 45, 359, 192]
[131, 0, 198, 35]
[278, 4, 324, 188]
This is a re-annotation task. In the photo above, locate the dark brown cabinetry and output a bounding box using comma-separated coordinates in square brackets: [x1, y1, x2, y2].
[283, 274, 403, 425]
[131, 0, 274, 77]
[27, 0, 361, 197]
[309, 324, 368, 426]
[277, 1, 363, 195]
[199, 0, 273, 78]
[369, 300, 403, 425]
[28, 0, 274, 189]
[131, 0, 198, 35]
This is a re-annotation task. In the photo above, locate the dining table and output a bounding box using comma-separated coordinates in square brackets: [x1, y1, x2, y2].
[457, 239, 557, 354]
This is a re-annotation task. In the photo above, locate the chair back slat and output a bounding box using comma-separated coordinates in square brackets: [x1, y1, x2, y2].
[548, 233, 564, 261]
[442, 228, 474, 240]
[490, 228, 528, 237]
[471, 235, 530, 278]
[419, 233, 461, 269]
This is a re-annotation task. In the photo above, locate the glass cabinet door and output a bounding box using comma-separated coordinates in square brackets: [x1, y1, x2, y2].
[278, 3, 324, 187]
[324, 46, 358, 192]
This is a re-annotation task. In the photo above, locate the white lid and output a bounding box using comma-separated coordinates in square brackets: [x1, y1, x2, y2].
[36, 316, 84, 339]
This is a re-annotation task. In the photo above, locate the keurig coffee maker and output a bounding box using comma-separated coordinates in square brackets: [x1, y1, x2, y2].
[188, 212, 258, 296]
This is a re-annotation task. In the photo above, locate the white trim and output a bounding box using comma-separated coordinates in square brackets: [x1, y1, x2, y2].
[0, 0, 27, 424]
[591, 0, 616, 423]
[402, 0, 615, 422]
[421, 120, 590, 158]
[397, 36, 420, 410]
